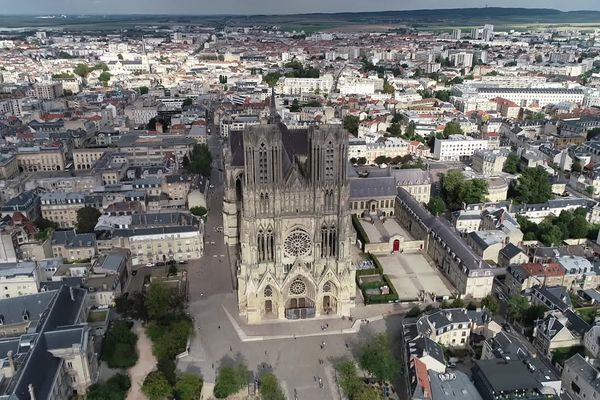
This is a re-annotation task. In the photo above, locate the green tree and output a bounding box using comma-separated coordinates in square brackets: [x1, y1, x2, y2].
[443, 121, 463, 137]
[510, 167, 554, 204]
[87, 374, 131, 400]
[214, 363, 248, 399]
[386, 123, 402, 137]
[374, 156, 391, 165]
[503, 153, 520, 174]
[587, 127, 600, 140]
[263, 72, 282, 87]
[186, 144, 212, 177]
[571, 160, 583, 173]
[102, 320, 138, 368]
[343, 115, 360, 136]
[569, 215, 590, 239]
[146, 282, 171, 321]
[94, 62, 109, 71]
[99, 71, 111, 85]
[406, 305, 422, 317]
[182, 98, 194, 107]
[522, 304, 547, 327]
[73, 63, 91, 78]
[451, 298, 465, 308]
[190, 206, 207, 218]
[35, 217, 58, 231]
[139, 86, 149, 95]
[405, 121, 416, 137]
[540, 224, 564, 246]
[434, 90, 451, 102]
[289, 99, 301, 112]
[76, 206, 101, 233]
[259, 373, 285, 400]
[481, 295, 499, 315]
[359, 333, 399, 383]
[440, 170, 488, 211]
[508, 296, 529, 322]
[175, 374, 203, 400]
[382, 78, 395, 94]
[357, 157, 367, 165]
[426, 196, 446, 216]
[588, 186, 596, 196]
[182, 154, 190, 168]
[142, 371, 173, 400]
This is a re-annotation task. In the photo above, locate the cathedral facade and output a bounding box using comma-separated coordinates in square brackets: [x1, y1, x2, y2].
[223, 122, 356, 323]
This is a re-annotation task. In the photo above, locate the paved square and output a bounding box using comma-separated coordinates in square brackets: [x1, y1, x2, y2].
[375, 253, 456, 301]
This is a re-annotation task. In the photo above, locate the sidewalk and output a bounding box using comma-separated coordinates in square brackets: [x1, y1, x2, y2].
[223, 300, 412, 342]
[127, 322, 157, 400]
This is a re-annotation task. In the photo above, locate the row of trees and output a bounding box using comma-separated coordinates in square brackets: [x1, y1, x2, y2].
[143, 371, 202, 400]
[518, 208, 600, 245]
[508, 296, 547, 328]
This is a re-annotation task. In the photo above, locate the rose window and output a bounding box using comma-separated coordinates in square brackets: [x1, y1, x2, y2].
[290, 279, 306, 295]
[284, 230, 311, 257]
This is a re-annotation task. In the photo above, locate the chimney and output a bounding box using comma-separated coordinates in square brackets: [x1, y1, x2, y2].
[5, 351, 15, 377]
[28, 384, 35, 400]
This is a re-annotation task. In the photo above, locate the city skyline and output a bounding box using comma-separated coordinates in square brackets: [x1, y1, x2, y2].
[2, 0, 600, 15]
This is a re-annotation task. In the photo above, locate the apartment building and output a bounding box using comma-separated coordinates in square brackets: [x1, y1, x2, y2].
[30, 82, 63, 99]
[16, 147, 66, 172]
[562, 354, 600, 400]
[90, 151, 129, 185]
[0, 262, 41, 299]
[51, 230, 97, 261]
[220, 114, 261, 138]
[116, 134, 194, 166]
[433, 135, 490, 161]
[73, 148, 109, 170]
[533, 309, 590, 357]
[0, 154, 18, 179]
[453, 86, 585, 108]
[97, 212, 203, 265]
[472, 149, 510, 176]
[40, 192, 87, 228]
[505, 263, 566, 297]
[0, 286, 99, 399]
[280, 74, 334, 95]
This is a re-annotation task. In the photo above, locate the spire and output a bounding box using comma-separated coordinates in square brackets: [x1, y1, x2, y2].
[268, 87, 280, 124]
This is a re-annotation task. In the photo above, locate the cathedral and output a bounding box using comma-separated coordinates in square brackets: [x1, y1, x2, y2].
[222, 120, 356, 323]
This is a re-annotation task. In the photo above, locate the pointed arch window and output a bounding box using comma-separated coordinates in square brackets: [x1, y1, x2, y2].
[258, 143, 268, 184]
[324, 141, 335, 179]
[266, 226, 274, 261]
[264, 285, 273, 297]
[257, 227, 266, 262]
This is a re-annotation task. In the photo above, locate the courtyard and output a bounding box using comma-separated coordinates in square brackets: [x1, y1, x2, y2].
[375, 253, 456, 302]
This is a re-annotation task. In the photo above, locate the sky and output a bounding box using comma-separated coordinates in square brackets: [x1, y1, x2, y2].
[1, 0, 600, 15]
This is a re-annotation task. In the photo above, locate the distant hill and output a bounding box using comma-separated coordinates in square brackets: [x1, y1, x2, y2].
[1, 7, 600, 31]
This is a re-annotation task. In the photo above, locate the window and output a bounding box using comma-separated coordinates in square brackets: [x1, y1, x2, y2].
[67, 361, 73, 368]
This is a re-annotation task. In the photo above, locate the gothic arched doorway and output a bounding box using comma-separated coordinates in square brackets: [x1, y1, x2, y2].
[265, 300, 272, 313]
[285, 278, 316, 319]
[322, 281, 338, 315]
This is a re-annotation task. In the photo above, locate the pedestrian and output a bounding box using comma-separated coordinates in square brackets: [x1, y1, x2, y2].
[326, 323, 329, 328]
[211, 363, 214, 369]
[218, 325, 221, 329]
[265, 350, 267, 356]
[229, 346, 232, 351]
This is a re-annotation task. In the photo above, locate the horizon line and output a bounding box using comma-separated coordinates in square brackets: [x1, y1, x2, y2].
[1, 6, 599, 18]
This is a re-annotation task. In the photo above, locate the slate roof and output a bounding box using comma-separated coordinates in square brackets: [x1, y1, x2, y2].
[8, 286, 87, 400]
[500, 243, 526, 260]
[472, 359, 542, 393]
[408, 336, 446, 365]
[565, 353, 600, 393]
[349, 176, 397, 198]
[0, 290, 56, 327]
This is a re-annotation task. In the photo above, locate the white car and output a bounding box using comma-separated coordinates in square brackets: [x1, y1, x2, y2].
[146, 262, 155, 267]
[209, 184, 215, 188]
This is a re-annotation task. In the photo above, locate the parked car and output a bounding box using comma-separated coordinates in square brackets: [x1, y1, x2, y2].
[146, 262, 155, 267]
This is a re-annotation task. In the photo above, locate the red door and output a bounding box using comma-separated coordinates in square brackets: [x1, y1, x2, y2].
[393, 239, 400, 252]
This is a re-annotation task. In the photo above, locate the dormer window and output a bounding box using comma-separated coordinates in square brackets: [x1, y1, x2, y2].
[22, 311, 29, 321]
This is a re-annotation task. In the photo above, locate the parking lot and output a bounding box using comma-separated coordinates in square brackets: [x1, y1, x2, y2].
[376, 253, 456, 301]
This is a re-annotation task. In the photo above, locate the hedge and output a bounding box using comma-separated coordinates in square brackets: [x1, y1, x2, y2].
[364, 274, 399, 304]
[352, 215, 370, 244]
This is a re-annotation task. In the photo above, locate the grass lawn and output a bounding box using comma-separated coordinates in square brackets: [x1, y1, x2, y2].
[551, 346, 585, 366]
[87, 310, 108, 323]
[576, 306, 599, 325]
